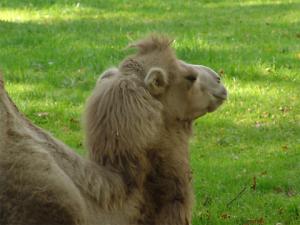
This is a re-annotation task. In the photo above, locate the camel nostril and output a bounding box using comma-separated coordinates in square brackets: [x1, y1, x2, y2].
[213, 87, 228, 100]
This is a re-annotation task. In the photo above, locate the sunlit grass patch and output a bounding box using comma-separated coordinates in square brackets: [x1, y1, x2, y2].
[0, 5, 88, 23]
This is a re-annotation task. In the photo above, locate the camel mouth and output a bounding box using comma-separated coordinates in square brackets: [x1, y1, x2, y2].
[207, 102, 222, 113]
[207, 92, 227, 113]
[212, 86, 228, 101]
[212, 93, 227, 101]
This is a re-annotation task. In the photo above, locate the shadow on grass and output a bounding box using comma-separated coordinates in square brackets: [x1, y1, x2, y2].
[0, 0, 299, 126]
[1, 0, 299, 12]
[0, 19, 299, 87]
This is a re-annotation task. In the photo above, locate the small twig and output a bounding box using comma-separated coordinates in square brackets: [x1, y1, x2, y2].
[251, 176, 257, 191]
[203, 195, 212, 207]
[226, 186, 248, 208]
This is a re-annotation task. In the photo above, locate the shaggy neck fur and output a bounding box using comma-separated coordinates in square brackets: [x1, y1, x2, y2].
[85, 74, 163, 191]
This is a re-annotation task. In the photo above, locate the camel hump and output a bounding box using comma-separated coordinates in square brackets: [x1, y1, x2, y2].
[0, 72, 6, 99]
[0, 71, 4, 91]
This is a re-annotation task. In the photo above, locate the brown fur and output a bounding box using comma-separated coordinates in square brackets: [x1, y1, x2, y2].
[0, 35, 227, 225]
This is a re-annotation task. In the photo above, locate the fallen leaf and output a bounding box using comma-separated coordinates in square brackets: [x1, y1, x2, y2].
[277, 208, 284, 215]
[279, 106, 291, 113]
[251, 176, 257, 191]
[219, 69, 225, 76]
[260, 171, 267, 176]
[202, 196, 212, 206]
[36, 112, 49, 118]
[62, 126, 70, 133]
[274, 187, 284, 193]
[265, 67, 272, 73]
[246, 217, 265, 224]
[220, 212, 230, 219]
[196, 210, 211, 219]
[70, 118, 79, 124]
[282, 145, 288, 151]
[261, 112, 271, 118]
[255, 121, 263, 128]
[287, 188, 297, 197]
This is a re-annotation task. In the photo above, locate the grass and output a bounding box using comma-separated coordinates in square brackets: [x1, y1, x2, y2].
[0, 0, 299, 224]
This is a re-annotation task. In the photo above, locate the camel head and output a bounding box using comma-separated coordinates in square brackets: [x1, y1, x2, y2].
[85, 35, 228, 180]
[86, 35, 227, 158]
[119, 35, 227, 123]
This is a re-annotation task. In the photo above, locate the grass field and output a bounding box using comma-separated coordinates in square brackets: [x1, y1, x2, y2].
[0, 0, 299, 224]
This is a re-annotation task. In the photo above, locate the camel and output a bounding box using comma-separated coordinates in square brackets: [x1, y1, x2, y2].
[0, 35, 227, 225]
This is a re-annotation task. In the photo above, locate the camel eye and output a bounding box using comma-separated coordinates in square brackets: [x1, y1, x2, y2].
[185, 75, 197, 82]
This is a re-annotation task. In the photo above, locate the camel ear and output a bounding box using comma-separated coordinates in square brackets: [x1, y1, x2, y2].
[144, 67, 168, 96]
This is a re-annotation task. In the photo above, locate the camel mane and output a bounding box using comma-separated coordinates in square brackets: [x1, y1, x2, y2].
[129, 35, 174, 54]
[85, 74, 163, 189]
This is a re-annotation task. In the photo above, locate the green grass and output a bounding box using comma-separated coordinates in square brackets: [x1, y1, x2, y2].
[0, 0, 299, 224]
